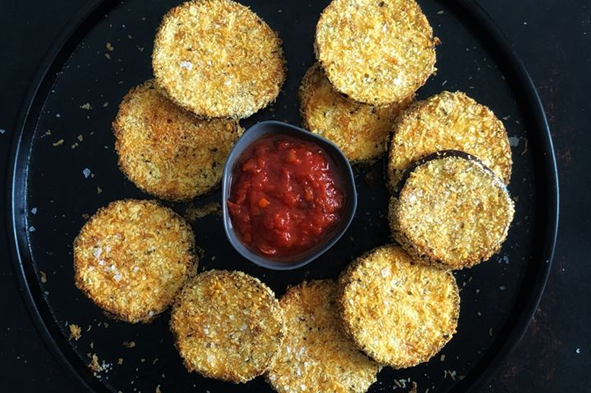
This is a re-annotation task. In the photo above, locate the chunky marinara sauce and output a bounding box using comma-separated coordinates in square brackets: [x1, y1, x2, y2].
[228, 135, 344, 259]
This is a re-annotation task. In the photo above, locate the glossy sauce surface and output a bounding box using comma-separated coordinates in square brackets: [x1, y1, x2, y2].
[228, 134, 344, 259]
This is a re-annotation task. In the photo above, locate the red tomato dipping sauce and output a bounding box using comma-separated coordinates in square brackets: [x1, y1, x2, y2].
[227, 134, 345, 259]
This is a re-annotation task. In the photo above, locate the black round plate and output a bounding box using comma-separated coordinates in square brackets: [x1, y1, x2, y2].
[6, 0, 559, 392]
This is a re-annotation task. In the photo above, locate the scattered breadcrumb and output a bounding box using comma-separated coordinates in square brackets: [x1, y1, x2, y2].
[122, 341, 136, 348]
[508, 136, 520, 147]
[80, 103, 92, 110]
[39, 271, 47, 283]
[184, 202, 221, 222]
[53, 139, 64, 147]
[521, 138, 529, 156]
[364, 170, 376, 187]
[69, 324, 82, 341]
[444, 369, 457, 381]
[89, 354, 103, 372]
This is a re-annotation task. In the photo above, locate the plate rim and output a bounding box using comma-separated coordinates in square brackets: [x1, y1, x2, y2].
[4, 0, 559, 392]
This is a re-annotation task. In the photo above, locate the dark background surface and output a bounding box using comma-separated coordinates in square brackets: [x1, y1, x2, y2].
[0, 0, 589, 392]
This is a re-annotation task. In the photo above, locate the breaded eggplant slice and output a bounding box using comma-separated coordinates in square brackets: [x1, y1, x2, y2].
[267, 280, 379, 393]
[389, 153, 515, 269]
[152, 0, 286, 118]
[170, 270, 284, 383]
[74, 199, 197, 323]
[113, 80, 243, 202]
[337, 245, 459, 369]
[299, 63, 413, 164]
[388, 91, 512, 191]
[315, 0, 436, 106]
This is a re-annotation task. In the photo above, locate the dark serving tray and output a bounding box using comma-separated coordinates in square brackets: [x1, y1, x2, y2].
[5, 0, 558, 392]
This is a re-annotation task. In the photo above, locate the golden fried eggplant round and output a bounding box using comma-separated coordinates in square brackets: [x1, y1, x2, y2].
[153, 0, 286, 118]
[74, 199, 197, 323]
[388, 91, 512, 191]
[338, 245, 459, 368]
[267, 280, 380, 393]
[113, 80, 243, 201]
[315, 0, 437, 105]
[389, 154, 515, 269]
[170, 270, 284, 383]
[299, 63, 413, 163]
